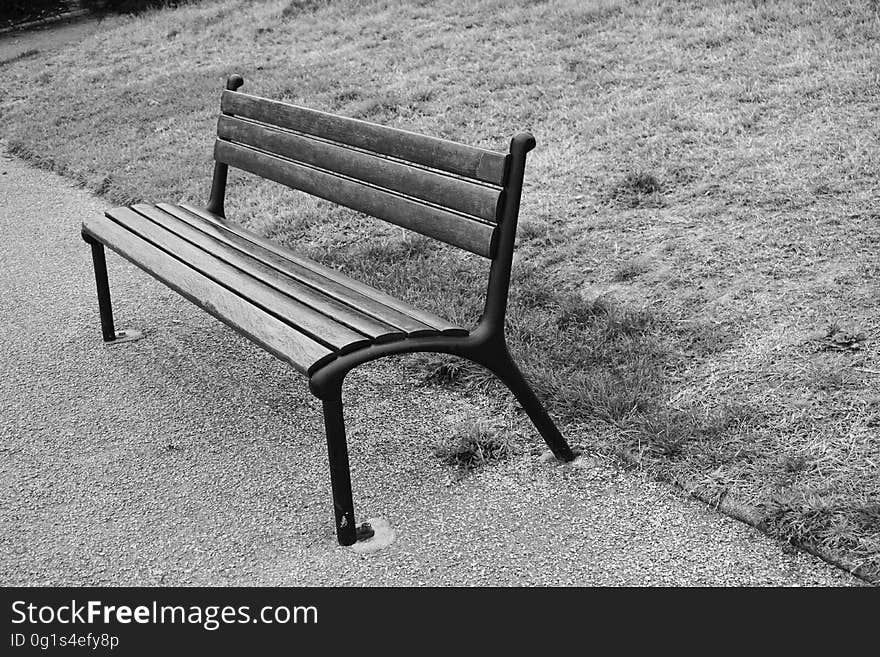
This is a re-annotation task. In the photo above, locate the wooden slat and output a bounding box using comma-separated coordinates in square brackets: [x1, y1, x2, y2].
[217, 115, 501, 222]
[102, 206, 372, 355]
[214, 140, 497, 258]
[221, 90, 508, 185]
[131, 203, 405, 342]
[168, 203, 467, 336]
[81, 216, 334, 374]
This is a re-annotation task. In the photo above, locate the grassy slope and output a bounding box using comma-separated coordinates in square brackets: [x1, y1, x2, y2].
[2, 0, 878, 580]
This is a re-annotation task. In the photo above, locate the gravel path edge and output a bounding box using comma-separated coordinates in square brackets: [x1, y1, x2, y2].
[607, 446, 875, 586]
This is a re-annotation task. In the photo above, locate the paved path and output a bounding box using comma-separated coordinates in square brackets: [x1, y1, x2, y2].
[0, 14, 100, 64]
[0, 151, 865, 586]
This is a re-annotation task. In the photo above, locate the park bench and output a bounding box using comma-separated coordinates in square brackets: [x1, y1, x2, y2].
[81, 74, 575, 546]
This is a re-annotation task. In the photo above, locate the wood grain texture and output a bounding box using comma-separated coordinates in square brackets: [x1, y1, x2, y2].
[214, 140, 497, 258]
[221, 90, 508, 185]
[217, 115, 501, 222]
[132, 203, 406, 342]
[104, 207, 373, 354]
[170, 203, 468, 335]
[82, 215, 335, 374]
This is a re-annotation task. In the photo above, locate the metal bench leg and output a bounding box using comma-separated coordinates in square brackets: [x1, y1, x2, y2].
[85, 239, 118, 342]
[321, 391, 375, 546]
[492, 354, 575, 462]
[83, 235, 143, 344]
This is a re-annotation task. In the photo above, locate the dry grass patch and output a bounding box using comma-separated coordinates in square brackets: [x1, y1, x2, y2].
[433, 421, 516, 472]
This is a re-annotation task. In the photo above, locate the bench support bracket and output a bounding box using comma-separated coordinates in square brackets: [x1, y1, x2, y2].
[310, 328, 575, 545]
[482, 349, 573, 462]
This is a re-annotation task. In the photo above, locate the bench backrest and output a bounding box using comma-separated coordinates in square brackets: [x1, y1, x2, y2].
[213, 86, 514, 258]
[208, 75, 536, 332]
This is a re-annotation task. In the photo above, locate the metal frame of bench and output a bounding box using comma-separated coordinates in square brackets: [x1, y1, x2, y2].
[81, 74, 575, 547]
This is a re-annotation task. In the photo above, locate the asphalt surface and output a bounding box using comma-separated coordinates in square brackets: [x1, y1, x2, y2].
[0, 14, 100, 64]
[0, 150, 866, 586]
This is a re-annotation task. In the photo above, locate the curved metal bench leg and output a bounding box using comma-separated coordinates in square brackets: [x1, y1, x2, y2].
[488, 353, 575, 462]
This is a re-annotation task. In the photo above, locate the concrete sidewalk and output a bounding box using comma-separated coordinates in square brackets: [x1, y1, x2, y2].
[0, 150, 864, 586]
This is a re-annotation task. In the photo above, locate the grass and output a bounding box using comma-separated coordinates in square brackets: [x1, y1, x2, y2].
[606, 171, 664, 209]
[1, 0, 878, 581]
[433, 421, 515, 472]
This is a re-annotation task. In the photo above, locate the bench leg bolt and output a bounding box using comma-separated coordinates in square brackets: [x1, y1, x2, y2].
[104, 329, 144, 345]
[356, 522, 375, 542]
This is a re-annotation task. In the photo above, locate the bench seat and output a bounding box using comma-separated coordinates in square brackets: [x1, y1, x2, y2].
[81, 202, 467, 376]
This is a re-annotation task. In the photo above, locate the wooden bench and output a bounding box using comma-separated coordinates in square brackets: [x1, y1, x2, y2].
[81, 74, 575, 546]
